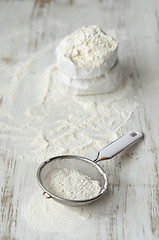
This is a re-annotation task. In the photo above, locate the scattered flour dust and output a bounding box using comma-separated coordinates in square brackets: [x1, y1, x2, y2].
[0, 27, 137, 162]
[45, 168, 101, 200]
[22, 191, 92, 233]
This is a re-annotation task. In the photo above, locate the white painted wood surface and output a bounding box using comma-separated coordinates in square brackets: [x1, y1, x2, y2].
[0, 0, 159, 239]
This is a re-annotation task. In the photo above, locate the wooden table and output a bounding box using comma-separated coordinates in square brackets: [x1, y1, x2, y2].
[0, 0, 159, 239]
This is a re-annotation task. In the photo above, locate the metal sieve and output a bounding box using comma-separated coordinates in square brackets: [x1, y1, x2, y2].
[37, 130, 143, 206]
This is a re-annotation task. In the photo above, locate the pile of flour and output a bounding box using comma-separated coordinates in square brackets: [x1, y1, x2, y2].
[57, 25, 117, 69]
[45, 168, 101, 200]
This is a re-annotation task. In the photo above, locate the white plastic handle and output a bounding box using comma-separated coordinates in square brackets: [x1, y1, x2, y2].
[95, 131, 143, 162]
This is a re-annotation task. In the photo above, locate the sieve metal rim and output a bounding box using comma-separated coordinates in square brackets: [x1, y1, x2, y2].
[37, 155, 108, 204]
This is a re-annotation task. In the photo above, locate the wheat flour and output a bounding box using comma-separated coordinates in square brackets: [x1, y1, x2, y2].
[45, 168, 101, 200]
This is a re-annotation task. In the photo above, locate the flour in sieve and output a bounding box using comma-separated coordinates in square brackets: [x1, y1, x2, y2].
[45, 168, 101, 200]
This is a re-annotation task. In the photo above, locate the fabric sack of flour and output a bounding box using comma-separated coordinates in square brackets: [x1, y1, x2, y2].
[56, 25, 122, 95]
[58, 61, 122, 95]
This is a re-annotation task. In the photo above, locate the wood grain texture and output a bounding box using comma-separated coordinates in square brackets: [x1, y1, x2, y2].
[0, 0, 159, 239]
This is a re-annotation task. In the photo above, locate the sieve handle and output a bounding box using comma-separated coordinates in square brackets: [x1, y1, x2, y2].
[95, 130, 143, 162]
